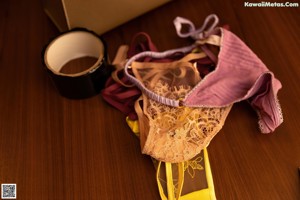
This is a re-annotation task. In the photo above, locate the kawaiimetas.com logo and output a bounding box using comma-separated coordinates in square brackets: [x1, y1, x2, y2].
[244, 1, 299, 7]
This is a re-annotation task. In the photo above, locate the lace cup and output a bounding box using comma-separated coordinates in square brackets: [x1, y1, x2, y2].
[132, 56, 231, 162]
[143, 81, 230, 162]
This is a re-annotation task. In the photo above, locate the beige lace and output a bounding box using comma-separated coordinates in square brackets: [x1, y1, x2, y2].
[132, 52, 232, 163]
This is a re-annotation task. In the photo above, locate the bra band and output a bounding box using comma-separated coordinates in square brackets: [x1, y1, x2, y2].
[124, 15, 220, 107]
[125, 45, 195, 107]
[173, 14, 219, 40]
[124, 44, 217, 107]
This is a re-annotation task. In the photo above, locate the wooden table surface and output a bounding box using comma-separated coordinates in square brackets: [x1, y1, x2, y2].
[0, 0, 299, 199]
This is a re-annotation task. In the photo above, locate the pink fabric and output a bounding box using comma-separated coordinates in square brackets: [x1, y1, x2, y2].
[124, 16, 283, 133]
[184, 28, 283, 133]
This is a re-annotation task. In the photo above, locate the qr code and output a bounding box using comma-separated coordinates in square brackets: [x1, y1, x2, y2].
[1, 184, 17, 199]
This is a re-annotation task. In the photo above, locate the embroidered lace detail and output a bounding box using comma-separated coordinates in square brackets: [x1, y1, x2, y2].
[131, 54, 232, 162]
[142, 80, 231, 162]
[184, 154, 204, 178]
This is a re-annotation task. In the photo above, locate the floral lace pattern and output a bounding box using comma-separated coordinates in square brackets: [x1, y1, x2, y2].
[184, 154, 204, 178]
[131, 53, 232, 162]
[142, 80, 232, 162]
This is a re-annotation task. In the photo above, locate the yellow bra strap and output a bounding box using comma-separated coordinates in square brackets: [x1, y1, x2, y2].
[203, 148, 216, 200]
[156, 161, 168, 200]
[125, 116, 139, 137]
[166, 162, 175, 200]
[157, 161, 185, 200]
[176, 162, 185, 199]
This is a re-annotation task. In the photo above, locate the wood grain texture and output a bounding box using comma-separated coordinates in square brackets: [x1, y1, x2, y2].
[0, 0, 299, 199]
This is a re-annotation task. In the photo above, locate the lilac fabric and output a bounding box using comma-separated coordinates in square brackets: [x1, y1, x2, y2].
[183, 28, 283, 133]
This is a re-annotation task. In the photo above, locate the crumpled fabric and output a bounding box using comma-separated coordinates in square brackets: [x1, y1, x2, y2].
[183, 28, 283, 133]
